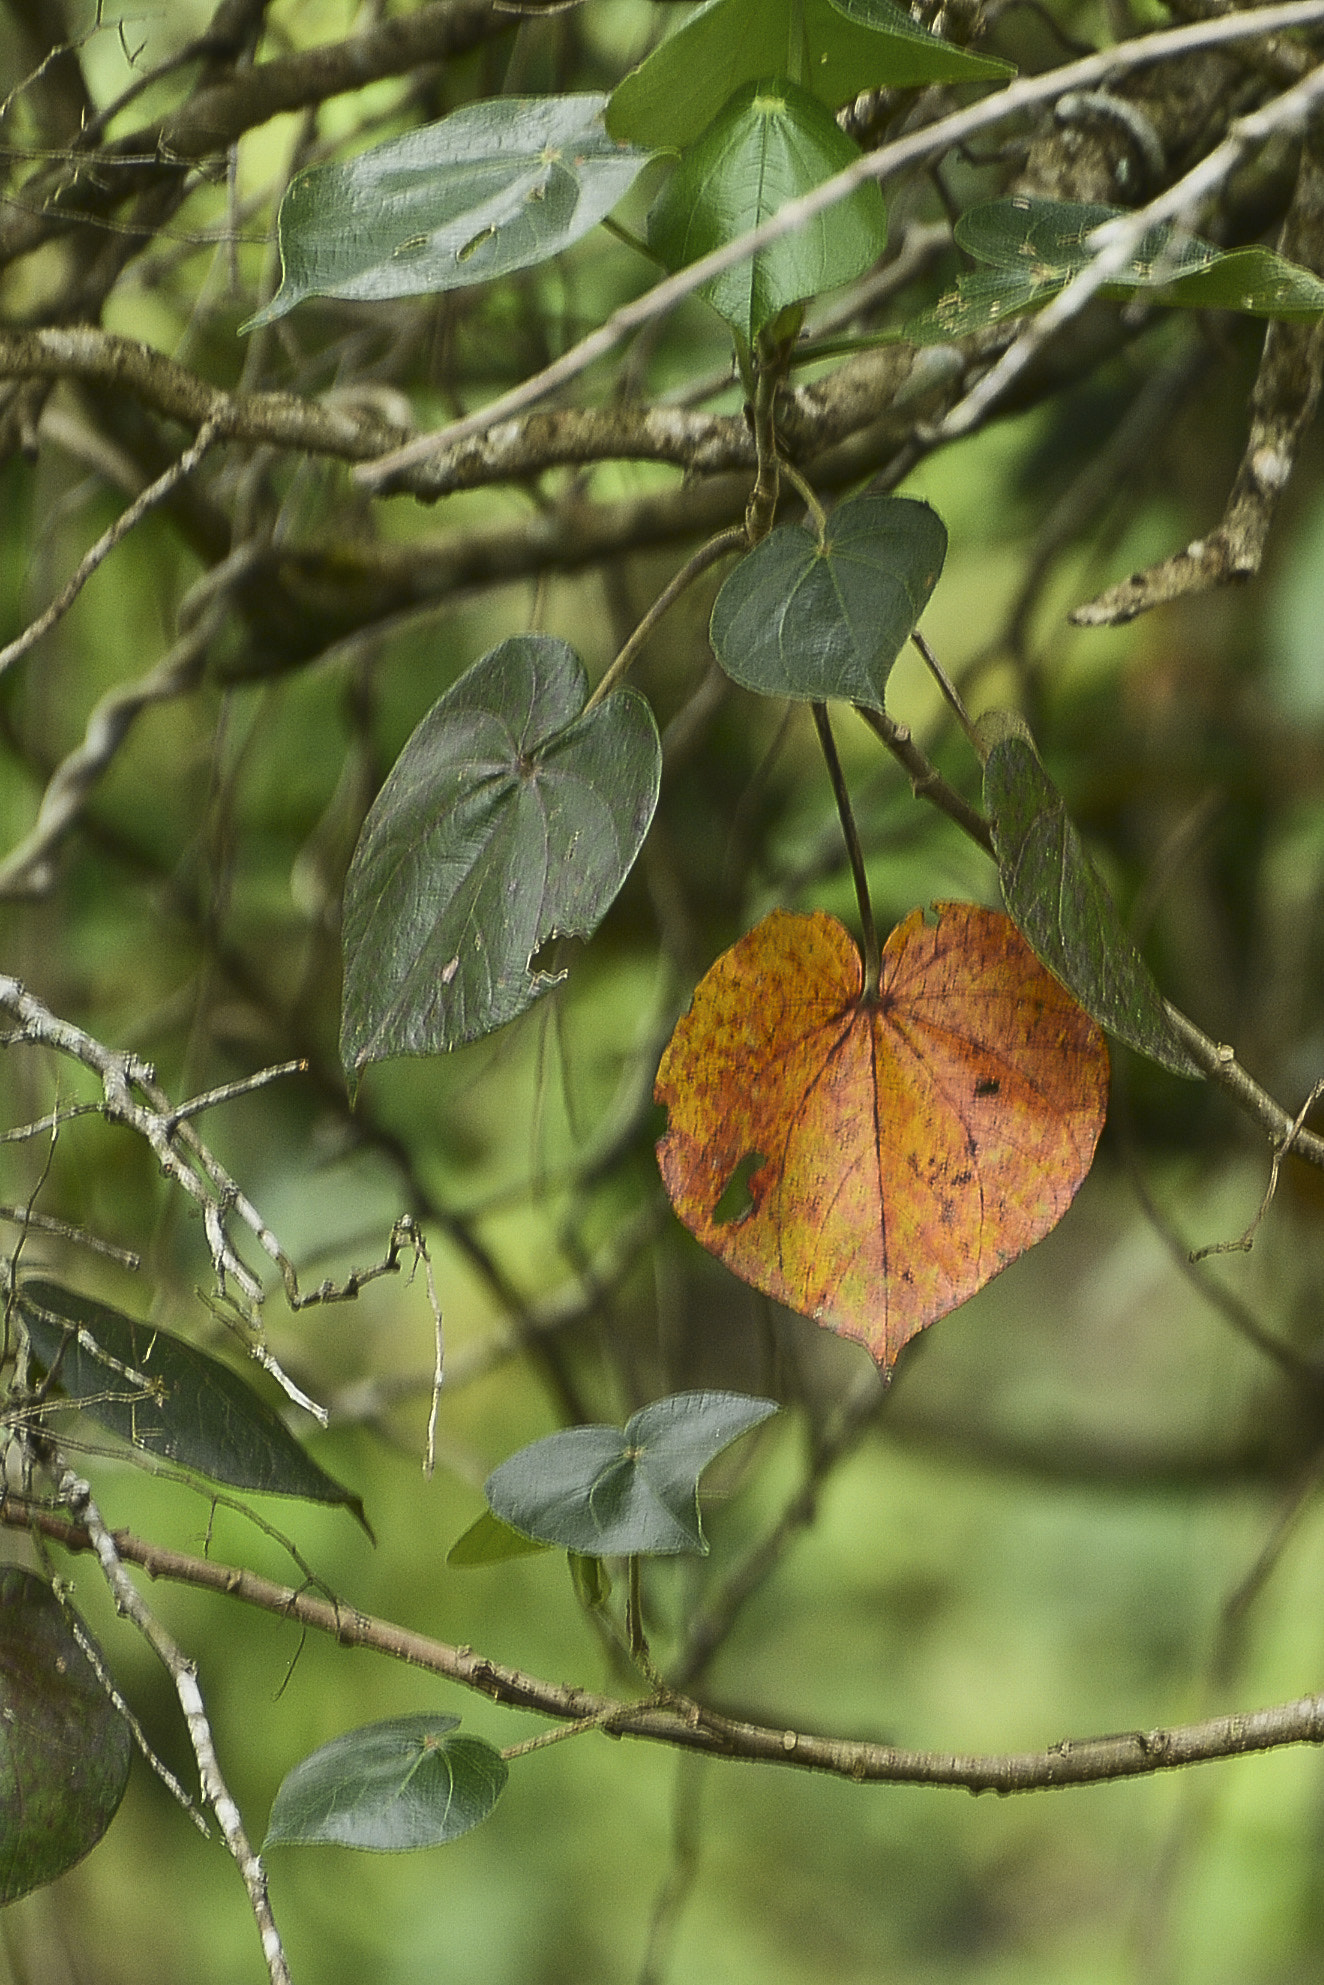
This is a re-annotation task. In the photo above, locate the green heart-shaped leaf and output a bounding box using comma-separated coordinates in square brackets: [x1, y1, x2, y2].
[608, 0, 1010, 150]
[244, 96, 652, 330]
[18, 1281, 369, 1528]
[647, 78, 886, 342]
[485, 1390, 778, 1556]
[710, 492, 946, 708]
[340, 634, 661, 1075]
[265, 1716, 507, 1851]
[979, 717, 1203, 1079]
[0, 1571, 132, 1905]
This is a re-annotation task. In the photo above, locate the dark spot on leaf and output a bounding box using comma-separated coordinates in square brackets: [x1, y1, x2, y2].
[975, 1075, 1000, 1097]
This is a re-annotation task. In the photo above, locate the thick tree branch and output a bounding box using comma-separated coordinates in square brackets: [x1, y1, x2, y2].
[14, 1497, 1324, 1796]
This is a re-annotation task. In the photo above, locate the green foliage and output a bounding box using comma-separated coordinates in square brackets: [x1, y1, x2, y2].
[907, 196, 1324, 343]
[710, 492, 946, 709]
[0, 1571, 131, 1906]
[606, 0, 1010, 149]
[978, 719, 1204, 1079]
[646, 78, 886, 342]
[484, 1391, 779, 1555]
[17, 1281, 368, 1524]
[243, 97, 652, 330]
[339, 635, 661, 1079]
[265, 1716, 508, 1851]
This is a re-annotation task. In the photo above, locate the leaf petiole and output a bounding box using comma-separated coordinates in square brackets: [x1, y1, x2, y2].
[812, 702, 880, 1000]
[911, 628, 978, 748]
[586, 527, 746, 712]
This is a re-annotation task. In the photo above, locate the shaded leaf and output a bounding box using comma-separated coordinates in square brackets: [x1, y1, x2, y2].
[340, 635, 660, 1076]
[0, 1570, 132, 1905]
[953, 197, 1218, 284]
[647, 78, 886, 343]
[905, 265, 1060, 344]
[710, 492, 945, 709]
[979, 718, 1203, 1079]
[655, 904, 1108, 1371]
[244, 96, 651, 329]
[265, 1715, 506, 1851]
[569, 1552, 613, 1609]
[608, 0, 1009, 150]
[485, 1390, 778, 1556]
[907, 197, 1324, 342]
[1156, 245, 1324, 320]
[447, 1508, 550, 1567]
[18, 1280, 367, 1528]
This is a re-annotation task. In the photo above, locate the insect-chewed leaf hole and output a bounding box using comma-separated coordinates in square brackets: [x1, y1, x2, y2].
[713, 1151, 767, 1225]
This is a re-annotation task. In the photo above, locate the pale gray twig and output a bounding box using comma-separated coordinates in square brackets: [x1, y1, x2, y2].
[56, 1466, 290, 1985]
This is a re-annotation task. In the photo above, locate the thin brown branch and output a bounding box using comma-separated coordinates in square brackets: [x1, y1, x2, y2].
[16, 1495, 1324, 1795]
[0, 328, 409, 460]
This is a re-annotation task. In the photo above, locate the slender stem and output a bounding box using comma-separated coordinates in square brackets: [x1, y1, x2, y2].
[779, 458, 828, 538]
[745, 359, 782, 545]
[910, 629, 978, 747]
[585, 528, 745, 713]
[627, 1554, 646, 1660]
[56, 1468, 290, 1985]
[812, 702, 881, 999]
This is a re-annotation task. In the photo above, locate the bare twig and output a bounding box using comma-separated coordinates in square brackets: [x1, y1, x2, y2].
[935, 61, 1324, 444]
[19, 1495, 1324, 1795]
[0, 418, 220, 681]
[1192, 1076, 1324, 1260]
[55, 1469, 290, 1985]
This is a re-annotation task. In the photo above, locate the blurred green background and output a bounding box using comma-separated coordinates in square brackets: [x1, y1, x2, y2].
[6, 1, 1324, 1981]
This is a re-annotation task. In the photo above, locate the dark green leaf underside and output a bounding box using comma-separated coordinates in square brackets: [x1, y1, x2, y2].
[485, 1390, 777, 1556]
[711, 492, 946, 708]
[0, 1570, 131, 1906]
[245, 95, 651, 328]
[265, 1715, 507, 1851]
[340, 634, 661, 1073]
[982, 729, 1203, 1078]
[18, 1280, 368, 1525]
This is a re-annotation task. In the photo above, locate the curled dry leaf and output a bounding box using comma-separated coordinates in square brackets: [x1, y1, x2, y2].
[655, 902, 1108, 1371]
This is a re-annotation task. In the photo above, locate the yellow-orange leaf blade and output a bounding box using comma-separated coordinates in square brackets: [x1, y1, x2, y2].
[654, 902, 1108, 1371]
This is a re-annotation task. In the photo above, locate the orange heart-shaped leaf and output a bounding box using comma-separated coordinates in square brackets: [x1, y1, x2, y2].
[654, 902, 1108, 1371]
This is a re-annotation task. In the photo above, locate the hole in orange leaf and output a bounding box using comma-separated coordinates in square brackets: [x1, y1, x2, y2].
[713, 1151, 767, 1226]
